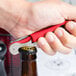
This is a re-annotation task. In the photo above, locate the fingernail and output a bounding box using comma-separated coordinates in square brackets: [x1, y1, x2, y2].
[67, 24, 74, 30]
[39, 37, 46, 45]
[48, 33, 54, 42]
[56, 29, 63, 37]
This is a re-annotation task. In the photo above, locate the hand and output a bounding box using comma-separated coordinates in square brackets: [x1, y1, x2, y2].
[31, 1, 76, 55]
[0, 0, 76, 55]
[0, 0, 67, 38]
[0, 0, 32, 37]
[38, 21, 76, 55]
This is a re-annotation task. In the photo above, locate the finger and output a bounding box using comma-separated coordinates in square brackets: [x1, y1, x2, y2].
[45, 32, 72, 54]
[38, 37, 56, 55]
[55, 27, 76, 48]
[65, 21, 76, 36]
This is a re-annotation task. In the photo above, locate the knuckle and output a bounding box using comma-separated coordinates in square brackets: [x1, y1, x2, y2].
[62, 38, 70, 46]
[73, 31, 76, 36]
[53, 45, 61, 52]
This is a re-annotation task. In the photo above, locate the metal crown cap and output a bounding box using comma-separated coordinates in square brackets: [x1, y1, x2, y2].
[19, 46, 37, 55]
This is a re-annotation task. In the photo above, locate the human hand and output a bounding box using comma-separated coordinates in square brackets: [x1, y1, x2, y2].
[30, 0, 76, 55]
[0, 0, 68, 38]
[1, 0, 76, 55]
[0, 0, 32, 37]
[38, 21, 76, 55]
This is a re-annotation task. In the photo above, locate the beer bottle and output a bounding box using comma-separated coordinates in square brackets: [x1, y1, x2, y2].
[19, 46, 38, 76]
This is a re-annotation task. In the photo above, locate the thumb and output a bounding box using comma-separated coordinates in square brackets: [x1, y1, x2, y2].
[60, 2, 76, 21]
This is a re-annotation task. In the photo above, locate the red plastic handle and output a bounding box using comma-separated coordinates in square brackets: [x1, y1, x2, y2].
[11, 21, 68, 44]
[31, 21, 67, 42]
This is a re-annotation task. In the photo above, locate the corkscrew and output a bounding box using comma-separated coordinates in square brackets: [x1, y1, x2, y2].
[9, 21, 68, 55]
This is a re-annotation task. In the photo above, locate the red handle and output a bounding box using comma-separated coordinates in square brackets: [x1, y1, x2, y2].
[31, 21, 68, 42]
[11, 21, 68, 44]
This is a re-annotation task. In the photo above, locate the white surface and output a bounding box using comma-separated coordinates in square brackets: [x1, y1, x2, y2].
[37, 48, 76, 76]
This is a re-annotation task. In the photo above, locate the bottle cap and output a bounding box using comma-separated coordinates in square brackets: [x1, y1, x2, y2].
[19, 46, 37, 55]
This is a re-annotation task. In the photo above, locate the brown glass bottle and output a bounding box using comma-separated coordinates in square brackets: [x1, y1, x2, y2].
[19, 46, 38, 76]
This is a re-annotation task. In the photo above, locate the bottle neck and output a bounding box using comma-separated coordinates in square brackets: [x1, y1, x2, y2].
[20, 54, 37, 76]
[19, 46, 38, 76]
[20, 54, 37, 61]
